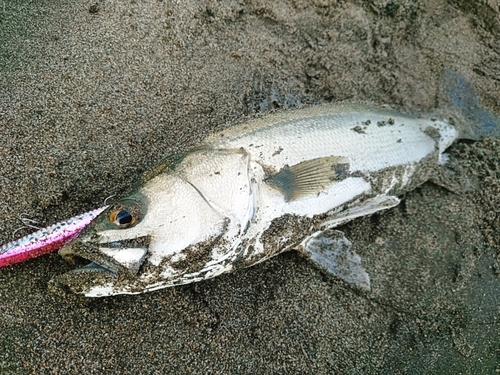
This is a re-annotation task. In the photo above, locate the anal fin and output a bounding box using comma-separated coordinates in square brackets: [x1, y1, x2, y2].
[300, 229, 370, 291]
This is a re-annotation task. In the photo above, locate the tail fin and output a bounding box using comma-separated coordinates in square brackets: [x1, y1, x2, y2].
[439, 69, 500, 139]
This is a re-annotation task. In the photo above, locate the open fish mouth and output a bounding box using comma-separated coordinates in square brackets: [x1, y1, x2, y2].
[49, 239, 149, 297]
[58, 246, 118, 276]
[59, 236, 150, 277]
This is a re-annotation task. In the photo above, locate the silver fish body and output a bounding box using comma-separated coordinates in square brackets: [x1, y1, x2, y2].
[56, 103, 459, 297]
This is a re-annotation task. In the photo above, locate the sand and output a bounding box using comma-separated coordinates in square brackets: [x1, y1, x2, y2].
[0, 0, 499, 373]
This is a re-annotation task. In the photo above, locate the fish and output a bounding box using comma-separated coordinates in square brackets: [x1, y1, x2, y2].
[50, 99, 483, 297]
[0, 206, 108, 267]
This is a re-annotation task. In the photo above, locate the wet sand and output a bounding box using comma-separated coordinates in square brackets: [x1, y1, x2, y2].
[0, 0, 499, 373]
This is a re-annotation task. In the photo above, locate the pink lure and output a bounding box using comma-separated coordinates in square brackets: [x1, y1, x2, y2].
[0, 206, 108, 267]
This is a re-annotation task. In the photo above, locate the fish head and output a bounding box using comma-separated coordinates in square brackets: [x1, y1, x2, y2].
[54, 148, 254, 297]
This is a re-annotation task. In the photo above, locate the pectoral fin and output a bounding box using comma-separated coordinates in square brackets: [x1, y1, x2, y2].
[266, 156, 350, 201]
[300, 229, 370, 291]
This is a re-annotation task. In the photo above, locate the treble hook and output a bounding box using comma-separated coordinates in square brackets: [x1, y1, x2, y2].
[11, 213, 41, 239]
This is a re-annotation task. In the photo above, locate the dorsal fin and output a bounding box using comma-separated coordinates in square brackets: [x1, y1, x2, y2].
[266, 156, 350, 201]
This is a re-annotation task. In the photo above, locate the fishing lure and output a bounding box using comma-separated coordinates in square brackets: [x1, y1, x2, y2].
[0, 206, 108, 267]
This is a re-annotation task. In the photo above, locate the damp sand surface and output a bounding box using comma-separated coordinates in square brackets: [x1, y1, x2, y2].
[0, 1, 499, 373]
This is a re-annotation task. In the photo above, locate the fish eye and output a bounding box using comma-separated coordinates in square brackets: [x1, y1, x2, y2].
[113, 210, 133, 225]
[108, 200, 142, 229]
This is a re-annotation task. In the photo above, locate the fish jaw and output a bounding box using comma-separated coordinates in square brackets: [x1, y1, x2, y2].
[53, 235, 240, 297]
[0, 206, 108, 267]
[53, 209, 242, 297]
[52, 229, 153, 297]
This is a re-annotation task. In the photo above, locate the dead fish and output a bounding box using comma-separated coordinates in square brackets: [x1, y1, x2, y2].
[0, 206, 107, 267]
[50, 99, 489, 297]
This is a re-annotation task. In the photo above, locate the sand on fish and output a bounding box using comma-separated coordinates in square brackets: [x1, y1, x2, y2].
[0, 0, 499, 373]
